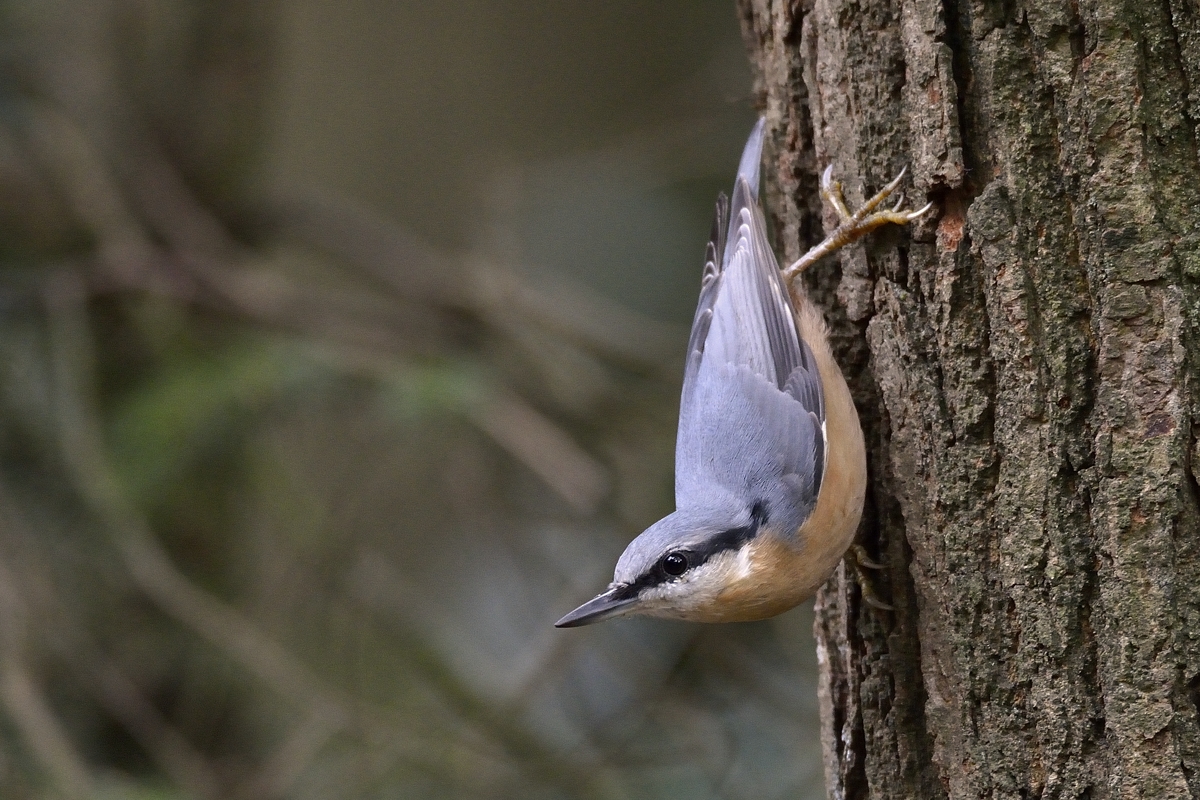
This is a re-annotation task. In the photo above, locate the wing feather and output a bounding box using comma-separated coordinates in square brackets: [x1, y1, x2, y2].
[679, 193, 728, 415]
[674, 121, 828, 532]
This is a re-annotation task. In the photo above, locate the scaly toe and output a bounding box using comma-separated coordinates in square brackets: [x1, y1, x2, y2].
[854, 165, 908, 220]
[819, 165, 854, 222]
[849, 547, 894, 611]
[783, 164, 932, 280]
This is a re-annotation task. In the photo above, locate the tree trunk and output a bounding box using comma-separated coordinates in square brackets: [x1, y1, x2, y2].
[737, 1, 1200, 799]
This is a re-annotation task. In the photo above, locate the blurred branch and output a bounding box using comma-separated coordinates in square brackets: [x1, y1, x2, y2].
[268, 187, 469, 308]
[0, 479, 224, 799]
[469, 389, 609, 515]
[126, 135, 240, 261]
[40, 267, 482, 797]
[180, 251, 453, 358]
[470, 259, 680, 368]
[0, 559, 94, 800]
[271, 186, 682, 370]
[43, 268, 353, 768]
[88, 654, 223, 799]
[127, 145, 458, 356]
[22, 103, 160, 289]
[233, 708, 346, 800]
[0, 663, 94, 800]
[351, 552, 630, 800]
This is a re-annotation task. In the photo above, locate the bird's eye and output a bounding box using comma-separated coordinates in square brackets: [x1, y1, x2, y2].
[660, 552, 688, 576]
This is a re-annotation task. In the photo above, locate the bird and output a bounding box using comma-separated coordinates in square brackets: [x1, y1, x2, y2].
[555, 118, 931, 627]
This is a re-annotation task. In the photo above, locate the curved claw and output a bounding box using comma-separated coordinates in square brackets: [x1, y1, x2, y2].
[906, 201, 935, 221]
[850, 546, 893, 610]
[863, 593, 895, 612]
[820, 163, 835, 192]
[819, 164, 852, 221]
[853, 544, 885, 570]
[782, 163, 933, 280]
[882, 164, 908, 195]
[854, 165, 910, 220]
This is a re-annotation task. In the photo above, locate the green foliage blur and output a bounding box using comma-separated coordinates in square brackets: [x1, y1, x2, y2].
[0, 1, 825, 798]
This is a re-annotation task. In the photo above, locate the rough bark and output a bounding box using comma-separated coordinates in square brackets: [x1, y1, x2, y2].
[737, 1, 1200, 799]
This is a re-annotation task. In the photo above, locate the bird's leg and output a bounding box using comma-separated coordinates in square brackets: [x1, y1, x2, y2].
[782, 166, 933, 282]
[850, 544, 893, 611]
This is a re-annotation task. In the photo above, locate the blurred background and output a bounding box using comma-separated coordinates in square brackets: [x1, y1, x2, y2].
[0, 1, 825, 798]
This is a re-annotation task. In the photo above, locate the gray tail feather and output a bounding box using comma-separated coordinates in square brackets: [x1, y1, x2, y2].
[723, 117, 767, 270]
[735, 117, 766, 199]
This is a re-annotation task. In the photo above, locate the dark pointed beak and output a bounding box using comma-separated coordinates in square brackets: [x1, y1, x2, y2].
[554, 587, 638, 628]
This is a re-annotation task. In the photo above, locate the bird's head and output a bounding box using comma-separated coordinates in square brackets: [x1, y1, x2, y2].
[555, 502, 806, 627]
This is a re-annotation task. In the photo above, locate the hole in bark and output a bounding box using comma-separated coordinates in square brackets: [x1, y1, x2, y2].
[1071, 26, 1086, 61]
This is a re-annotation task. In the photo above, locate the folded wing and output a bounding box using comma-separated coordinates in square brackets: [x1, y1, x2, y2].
[675, 120, 827, 535]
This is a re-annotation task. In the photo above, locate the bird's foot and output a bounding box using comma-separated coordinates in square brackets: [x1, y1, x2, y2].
[782, 165, 933, 281]
[850, 543, 893, 611]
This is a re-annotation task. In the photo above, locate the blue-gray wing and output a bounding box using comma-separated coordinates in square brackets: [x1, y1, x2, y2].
[680, 116, 762, 414]
[675, 120, 826, 532]
[679, 193, 727, 415]
[676, 361, 823, 536]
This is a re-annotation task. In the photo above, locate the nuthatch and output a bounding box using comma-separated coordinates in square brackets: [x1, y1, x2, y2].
[556, 118, 931, 627]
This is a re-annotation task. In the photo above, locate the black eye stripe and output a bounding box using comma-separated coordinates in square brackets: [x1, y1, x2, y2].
[614, 502, 769, 599]
[686, 501, 767, 566]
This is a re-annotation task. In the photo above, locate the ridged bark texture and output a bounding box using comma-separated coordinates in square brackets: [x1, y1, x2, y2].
[737, 1, 1200, 799]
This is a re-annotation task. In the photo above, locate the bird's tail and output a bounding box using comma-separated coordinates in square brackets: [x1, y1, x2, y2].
[734, 116, 766, 199]
[722, 117, 767, 272]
